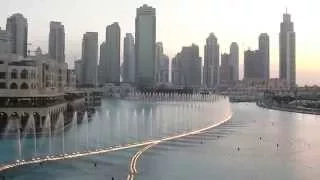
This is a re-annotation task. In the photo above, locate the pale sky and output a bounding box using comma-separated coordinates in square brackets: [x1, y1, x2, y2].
[0, 0, 319, 85]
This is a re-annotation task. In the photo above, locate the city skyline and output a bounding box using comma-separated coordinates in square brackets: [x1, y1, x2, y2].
[0, 0, 318, 85]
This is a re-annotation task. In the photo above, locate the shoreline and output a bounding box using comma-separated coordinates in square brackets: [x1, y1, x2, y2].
[257, 100, 320, 115]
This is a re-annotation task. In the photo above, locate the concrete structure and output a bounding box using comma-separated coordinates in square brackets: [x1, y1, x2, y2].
[66, 69, 76, 89]
[244, 49, 264, 80]
[135, 4, 156, 87]
[123, 33, 135, 83]
[0, 27, 10, 54]
[279, 12, 296, 89]
[6, 13, 28, 57]
[81, 32, 98, 87]
[220, 53, 233, 85]
[259, 33, 270, 80]
[49, 21, 65, 63]
[100, 22, 120, 84]
[98, 42, 107, 85]
[229, 42, 239, 81]
[203, 33, 219, 88]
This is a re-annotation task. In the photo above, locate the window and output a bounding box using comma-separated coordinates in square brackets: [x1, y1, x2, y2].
[0, 83, 6, 89]
[10, 83, 18, 89]
[0, 72, 6, 79]
[11, 69, 18, 79]
[21, 69, 28, 79]
[20, 83, 29, 89]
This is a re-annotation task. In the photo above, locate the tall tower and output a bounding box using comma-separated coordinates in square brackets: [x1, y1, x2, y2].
[229, 42, 239, 81]
[203, 33, 219, 88]
[6, 13, 28, 57]
[259, 33, 270, 80]
[0, 27, 10, 54]
[123, 33, 135, 83]
[49, 21, 65, 62]
[81, 32, 98, 87]
[279, 11, 296, 88]
[104, 22, 121, 83]
[135, 4, 156, 87]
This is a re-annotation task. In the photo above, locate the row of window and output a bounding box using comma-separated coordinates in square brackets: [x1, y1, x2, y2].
[0, 82, 34, 89]
[0, 69, 36, 80]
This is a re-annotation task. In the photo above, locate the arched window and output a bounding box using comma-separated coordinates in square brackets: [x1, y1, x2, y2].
[10, 83, 18, 89]
[20, 83, 29, 89]
[21, 69, 28, 79]
[11, 69, 18, 79]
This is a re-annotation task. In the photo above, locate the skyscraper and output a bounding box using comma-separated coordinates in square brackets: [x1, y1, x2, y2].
[155, 42, 169, 83]
[180, 44, 202, 87]
[279, 11, 296, 88]
[244, 49, 264, 80]
[155, 42, 163, 82]
[203, 33, 219, 88]
[220, 53, 233, 84]
[0, 27, 10, 54]
[135, 4, 156, 87]
[171, 53, 182, 86]
[229, 42, 239, 81]
[81, 32, 98, 87]
[49, 21, 65, 62]
[123, 33, 135, 83]
[98, 41, 107, 84]
[259, 33, 270, 80]
[6, 13, 28, 57]
[103, 22, 121, 83]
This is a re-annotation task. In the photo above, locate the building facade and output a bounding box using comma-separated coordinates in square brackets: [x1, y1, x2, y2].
[135, 4, 156, 87]
[229, 42, 239, 81]
[49, 21, 65, 63]
[123, 33, 135, 83]
[279, 12, 296, 89]
[171, 53, 182, 86]
[220, 53, 233, 85]
[6, 13, 28, 57]
[203, 33, 219, 88]
[244, 49, 264, 80]
[0, 27, 10, 54]
[81, 32, 98, 87]
[259, 33, 270, 80]
[101, 22, 121, 84]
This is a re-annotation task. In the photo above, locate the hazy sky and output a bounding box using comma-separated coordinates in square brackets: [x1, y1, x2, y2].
[0, 0, 319, 85]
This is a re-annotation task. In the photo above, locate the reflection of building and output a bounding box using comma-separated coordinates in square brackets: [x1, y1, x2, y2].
[6, 13, 28, 57]
[279, 12, 296, 89]
[135, 4, 156, 87]
[81, 32, 98, 87]
[203, 33, 219, 88]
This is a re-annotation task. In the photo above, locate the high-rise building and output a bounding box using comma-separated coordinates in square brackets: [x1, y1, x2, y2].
[102, 22, 121, 83]
[0, 27, 10, 54]
[81, 32, 98, 87]
[155, 42, 169, 83]
[135, 4, 156, 87]
[229, 42, 239, 81]
[259, 33, 270, 80]
[98, 41, 107, 84]
[6, 13, 28, 57]
[180, 44, 202, 87]
[244, 49, 264, 80]
[74, 59, 83, 86]
[171, 53, 182, 86]
[203, 33, 219, 88]
[123, 33, 135, 83]
[220, 53, 233, 84]
[279, 11, 296, 88]
[49, 21, 65, 63]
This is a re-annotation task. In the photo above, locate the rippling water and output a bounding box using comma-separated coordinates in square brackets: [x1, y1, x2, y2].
[2, 101, 320, 180]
